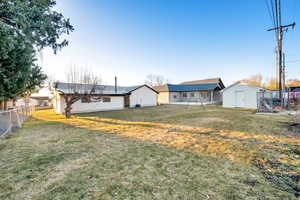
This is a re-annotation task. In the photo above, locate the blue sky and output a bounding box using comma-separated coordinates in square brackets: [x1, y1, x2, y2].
[42, 0, 300, 86]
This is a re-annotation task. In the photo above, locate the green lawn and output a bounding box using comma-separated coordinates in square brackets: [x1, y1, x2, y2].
[0, 105, 299, 199]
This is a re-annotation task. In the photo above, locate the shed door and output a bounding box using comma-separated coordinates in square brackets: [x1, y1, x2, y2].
[235, 91, 245, 107]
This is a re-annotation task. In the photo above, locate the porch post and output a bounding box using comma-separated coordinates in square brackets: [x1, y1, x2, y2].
[211, 91, 213, 104]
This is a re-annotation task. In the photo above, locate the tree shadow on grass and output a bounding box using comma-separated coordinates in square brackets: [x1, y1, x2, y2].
[30, 111, 300, 198]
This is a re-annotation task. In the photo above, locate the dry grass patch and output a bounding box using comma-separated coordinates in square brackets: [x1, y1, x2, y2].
[0, 105, 299, 199]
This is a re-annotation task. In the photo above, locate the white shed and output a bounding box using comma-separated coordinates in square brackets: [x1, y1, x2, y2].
[130, 86, 158, 107]
[222, 82, 265, 109]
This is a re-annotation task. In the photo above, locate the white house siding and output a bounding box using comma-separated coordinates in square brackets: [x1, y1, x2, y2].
[71, 96, 124, 113]
[222, 84, 262, 109]
[16, 98, 39, 107]
[54, 95, 124, 114]
[52, 93, 65, 114]
[53, 94, 66, 114]
[52, 92, 59, 112]
[129, 86, 157, 107]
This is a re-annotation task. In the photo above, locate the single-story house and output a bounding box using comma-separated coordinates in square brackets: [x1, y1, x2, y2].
[222, 82, 270, 109]
[16, 88, 52, 107]
[52, 82, 158, 114]
[154, 78, 225, 105]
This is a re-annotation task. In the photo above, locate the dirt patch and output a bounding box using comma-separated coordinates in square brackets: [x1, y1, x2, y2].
[284, 123, 300, 138]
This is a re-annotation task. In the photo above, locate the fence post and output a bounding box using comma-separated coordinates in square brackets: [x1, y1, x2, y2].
[9, 110, 12, 133]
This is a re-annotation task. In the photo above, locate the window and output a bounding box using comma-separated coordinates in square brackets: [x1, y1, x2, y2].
[200, 92, 208, 99]
[81, 96, 90, 103]
[190, 93, 195, 97]
[103, 97, 111, 102]
[173, 95, 177, 99]
[182, 93, 187, 98]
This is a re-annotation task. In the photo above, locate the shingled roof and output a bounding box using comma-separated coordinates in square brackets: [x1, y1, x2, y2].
[154, 83, 222, 92]
[153, 78, 225, 92]
[180, 78, 225, 88]
[54, 82, 158, 95]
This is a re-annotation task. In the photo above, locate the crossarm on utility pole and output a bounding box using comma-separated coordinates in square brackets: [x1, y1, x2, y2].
[267, 21, 296, 107]
[267, 22, 296, 31]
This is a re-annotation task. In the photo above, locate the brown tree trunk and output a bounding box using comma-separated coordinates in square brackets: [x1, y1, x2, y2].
[65, 103, 72, 118]
[63, 95, 81, 118]
[3, 101, 7, 110]
[0, 100, 3, 110]
[64, 95, 72, 118]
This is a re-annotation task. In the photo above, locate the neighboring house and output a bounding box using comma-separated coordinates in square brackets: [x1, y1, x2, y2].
[16, 87, 52, 107]
[288, 86, 300, 99]
[222, 82, 269, 109]
[288, 86, 300, 104]
[52, 82, 158, 114]
[154, 78, 225, 105]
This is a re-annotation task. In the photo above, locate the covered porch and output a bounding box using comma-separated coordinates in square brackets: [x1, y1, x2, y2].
[169, 90, 221, 104]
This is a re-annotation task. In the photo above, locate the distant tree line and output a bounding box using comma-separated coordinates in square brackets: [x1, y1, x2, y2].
[238, 74, 300, 90]
[144, 74, 168, 87]
[0, 0, 74, 109]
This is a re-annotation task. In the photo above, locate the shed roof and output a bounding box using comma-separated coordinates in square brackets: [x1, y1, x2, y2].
[221, 82, 265, 93]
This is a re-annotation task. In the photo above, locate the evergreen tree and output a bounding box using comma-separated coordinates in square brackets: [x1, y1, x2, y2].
[0, 0, 74, 53]
[0, 26, 33, 103]
[0, 0, 73, 109]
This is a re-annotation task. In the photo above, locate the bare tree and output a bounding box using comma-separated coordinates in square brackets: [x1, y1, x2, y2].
[60, 66, 103, 118]
[287, 79, 300, 87]
[144, 74, 168, 87]
[46, 73, 57, 88]
[238, 74, 265, 88]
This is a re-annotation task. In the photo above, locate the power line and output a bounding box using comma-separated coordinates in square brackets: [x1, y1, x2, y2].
[265, 0, 276, 28]
[274, 0, 279, 28]
[278, 0, 282, 26]
[292, 0, 297, 23]
[267, 0, 296, 107]
[269, 0, 278, 36]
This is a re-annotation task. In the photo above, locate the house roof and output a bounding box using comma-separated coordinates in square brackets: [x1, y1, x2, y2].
[180, 78, 225, 88]
[153, 78, 225, 92]
[220, 82, 265, 93]
[154, 83, 221, 92]
[54, 82, 158, 95]
[153, 85, 169, 92]
[290, 87, 300, 92]
[30, 87, 52, 98]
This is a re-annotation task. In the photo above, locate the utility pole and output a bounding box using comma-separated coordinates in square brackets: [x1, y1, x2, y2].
[267, 0, 295, 107]
[282, 53, 285, 93]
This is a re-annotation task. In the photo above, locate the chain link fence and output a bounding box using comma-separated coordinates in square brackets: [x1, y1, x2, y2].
[288, 91, 300, 106]
[0, 106, 35, 136]
[257, 91, 287, 112]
